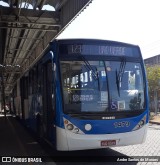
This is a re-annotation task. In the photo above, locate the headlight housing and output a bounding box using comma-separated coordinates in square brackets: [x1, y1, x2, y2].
[63, 118, 84, 134]
[132, 115, 147, 131]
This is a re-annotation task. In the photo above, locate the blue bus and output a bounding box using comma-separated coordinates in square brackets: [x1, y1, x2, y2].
[12, 39, 149, 151]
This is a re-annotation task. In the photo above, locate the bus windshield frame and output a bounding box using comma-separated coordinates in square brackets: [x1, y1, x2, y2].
[59, 57, 146, 117]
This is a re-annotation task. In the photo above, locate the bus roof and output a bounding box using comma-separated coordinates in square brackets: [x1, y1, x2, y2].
[54, 38, 139, 48]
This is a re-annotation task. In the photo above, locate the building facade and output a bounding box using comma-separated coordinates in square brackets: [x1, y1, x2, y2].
[144, 54, 160, 66]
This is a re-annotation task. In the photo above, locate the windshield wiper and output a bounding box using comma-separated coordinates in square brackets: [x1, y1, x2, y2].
[80, 55, 98, 80]
[116, 57, 126, 96]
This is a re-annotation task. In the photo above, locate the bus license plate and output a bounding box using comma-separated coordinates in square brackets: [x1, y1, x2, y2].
[101, 140, 116, 146]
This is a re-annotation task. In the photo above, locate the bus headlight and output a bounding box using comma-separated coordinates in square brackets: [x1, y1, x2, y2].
[74, 128, 79, 133]
[67, 124, 74, 130]
[139, 120, 144, 126]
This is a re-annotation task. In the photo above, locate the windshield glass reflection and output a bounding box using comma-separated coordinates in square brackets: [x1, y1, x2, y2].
[60, 60, 145, 114]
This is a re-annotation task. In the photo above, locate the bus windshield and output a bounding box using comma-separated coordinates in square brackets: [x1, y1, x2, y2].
[60, 60, 145, 114]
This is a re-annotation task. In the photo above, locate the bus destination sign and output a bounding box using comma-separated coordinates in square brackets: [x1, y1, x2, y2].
[66, 44, 139, 57]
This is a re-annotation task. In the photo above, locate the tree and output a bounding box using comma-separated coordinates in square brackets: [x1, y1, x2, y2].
[146, 65, 160, 91]
[146, 65, 160, 113]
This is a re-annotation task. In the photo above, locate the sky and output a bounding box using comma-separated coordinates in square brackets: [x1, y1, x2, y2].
[57, 0, 160, 59]
[1, 0, 160, 59]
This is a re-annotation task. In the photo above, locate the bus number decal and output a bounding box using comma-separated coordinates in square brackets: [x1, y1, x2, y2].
[114, 121, 130, 128]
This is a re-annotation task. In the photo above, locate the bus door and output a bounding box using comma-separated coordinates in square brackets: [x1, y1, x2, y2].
[42, 60, 56, 144]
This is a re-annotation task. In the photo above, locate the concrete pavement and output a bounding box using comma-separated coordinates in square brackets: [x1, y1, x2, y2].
[0, 114, 49, 156]
[113, 123, 160, 164]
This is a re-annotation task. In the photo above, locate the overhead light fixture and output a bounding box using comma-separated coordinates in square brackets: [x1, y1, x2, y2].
[6, 65, 12, 67]
[15, 65, 21, 67]
[0, 64, 4, 67]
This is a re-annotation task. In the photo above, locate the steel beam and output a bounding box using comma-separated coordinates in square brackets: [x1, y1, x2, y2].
[1, 0, 92, 95]
[21, 0, 92, 73]
[0, 26, 58, 31]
